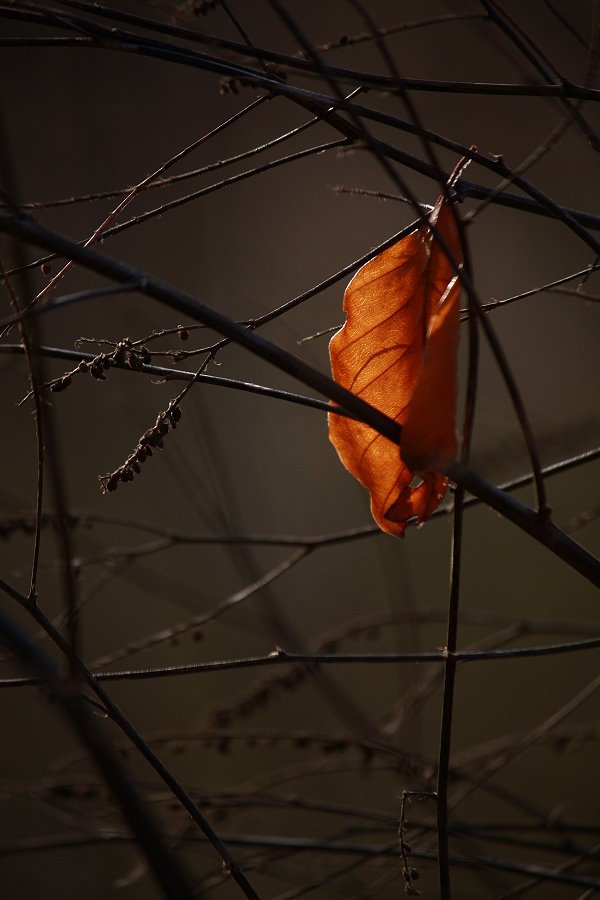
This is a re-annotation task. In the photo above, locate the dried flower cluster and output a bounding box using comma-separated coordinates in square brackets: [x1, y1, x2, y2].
[48, 338, 152, 394]
[99, 400, 182, 493]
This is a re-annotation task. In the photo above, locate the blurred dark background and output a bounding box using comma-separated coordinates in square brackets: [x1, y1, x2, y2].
[0, 1, 599, 897]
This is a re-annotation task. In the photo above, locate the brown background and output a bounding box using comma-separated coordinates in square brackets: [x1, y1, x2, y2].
[1, 1, 599, 897]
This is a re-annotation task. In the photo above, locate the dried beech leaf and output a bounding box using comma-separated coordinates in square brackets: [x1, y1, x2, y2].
[329, 198, 462, 536]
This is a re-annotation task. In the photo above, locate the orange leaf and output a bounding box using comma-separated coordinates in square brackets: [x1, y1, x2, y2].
[329, 198, 462, 535]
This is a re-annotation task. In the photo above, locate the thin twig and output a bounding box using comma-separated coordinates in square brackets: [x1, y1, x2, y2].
[0, 260, 44, 603]
[0, 577, 261, 899]
[0, 605, 194, 898]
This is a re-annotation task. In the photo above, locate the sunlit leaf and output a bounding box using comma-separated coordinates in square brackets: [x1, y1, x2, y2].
[329, 198, 462, 535]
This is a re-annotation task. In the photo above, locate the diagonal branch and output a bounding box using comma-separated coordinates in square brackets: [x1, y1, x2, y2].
[2, 211, 599, 587]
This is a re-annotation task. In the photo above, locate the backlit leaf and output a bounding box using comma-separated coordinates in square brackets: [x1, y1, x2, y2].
[329, 198, 462, 536]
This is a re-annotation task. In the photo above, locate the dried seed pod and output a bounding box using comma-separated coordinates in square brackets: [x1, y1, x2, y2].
[90, 363, 105, 380]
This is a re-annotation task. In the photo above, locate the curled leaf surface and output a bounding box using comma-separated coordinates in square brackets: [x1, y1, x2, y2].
[329, 199, 462, 535]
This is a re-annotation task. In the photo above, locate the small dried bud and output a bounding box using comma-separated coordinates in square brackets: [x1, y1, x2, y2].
[178, 328, 189, 341]
[170, 406, 182, 423]
[219, 77, 238, 95]
[90, 363, 105, 380]
[41, 262, 51, 276]
[78, 361, 88, 373]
